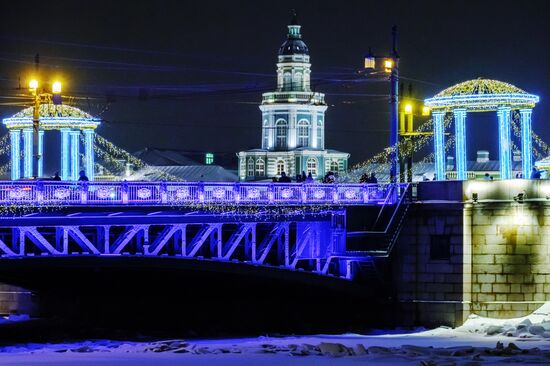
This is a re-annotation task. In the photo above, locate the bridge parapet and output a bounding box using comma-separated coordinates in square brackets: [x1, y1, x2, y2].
[0, 181, 404, 207]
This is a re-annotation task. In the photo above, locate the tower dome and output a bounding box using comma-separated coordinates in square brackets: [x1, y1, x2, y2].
[278, 11, 309, 56]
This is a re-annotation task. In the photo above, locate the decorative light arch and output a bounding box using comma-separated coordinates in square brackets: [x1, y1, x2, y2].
[3, 103, 101, 181]
[424, 78, 539, 180]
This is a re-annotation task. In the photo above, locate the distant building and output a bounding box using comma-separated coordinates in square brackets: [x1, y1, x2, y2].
[237, 13, 349, 181]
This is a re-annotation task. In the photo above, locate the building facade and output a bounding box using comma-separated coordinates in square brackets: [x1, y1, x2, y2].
[238, 14, 349, 181]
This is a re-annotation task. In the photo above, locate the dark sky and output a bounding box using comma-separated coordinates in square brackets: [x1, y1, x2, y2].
[1, 0, 549, 166]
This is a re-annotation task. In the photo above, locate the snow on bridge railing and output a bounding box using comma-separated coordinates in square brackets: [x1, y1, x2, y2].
[0, 181, 406, 206]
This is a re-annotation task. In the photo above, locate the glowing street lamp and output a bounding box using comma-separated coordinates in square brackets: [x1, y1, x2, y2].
[29, 79, 39, 92]
[384, 59, 394, 73]
[422, 106, 431, 116]
[52, 81, 62, 94]
[404, 103, 413, 114]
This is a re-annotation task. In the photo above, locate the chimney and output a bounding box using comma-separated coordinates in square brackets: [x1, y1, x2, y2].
[477, 150, 489, 163]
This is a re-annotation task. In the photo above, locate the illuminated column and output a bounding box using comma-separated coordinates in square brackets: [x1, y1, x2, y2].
[497, 106, 512, 180]
[38, 130, 44, 177]
[70, 130, 80, 181]
[520, 109, 533, 179]
[9, 130, 21, 180]
[433, 111, 446, 181]
[84, 129, 95, 181]
[22, 128, 33, 178]
[453, 108, 467, 180]
[60, 128, 70, 180]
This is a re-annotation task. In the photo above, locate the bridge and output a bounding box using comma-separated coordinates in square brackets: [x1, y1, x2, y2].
[0, 181, 409, 280]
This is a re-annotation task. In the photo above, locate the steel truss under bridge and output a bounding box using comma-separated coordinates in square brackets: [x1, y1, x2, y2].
[0, 209, 368, 279]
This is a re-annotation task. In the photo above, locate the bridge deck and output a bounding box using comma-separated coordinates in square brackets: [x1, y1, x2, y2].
[0, 181, 404, 207]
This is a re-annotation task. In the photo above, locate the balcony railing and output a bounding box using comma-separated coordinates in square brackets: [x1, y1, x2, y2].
[0, 181, 405, 206]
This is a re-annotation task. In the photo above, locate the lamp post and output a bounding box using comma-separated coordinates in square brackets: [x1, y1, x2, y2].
[28, 79, 62, 178]
[364, 26, 399, 182]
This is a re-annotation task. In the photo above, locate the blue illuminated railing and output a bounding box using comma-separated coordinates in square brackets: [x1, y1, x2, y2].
[0, 181, 405, 206]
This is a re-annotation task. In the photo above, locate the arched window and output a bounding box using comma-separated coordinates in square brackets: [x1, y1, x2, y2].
[275, 119, 288, 148]
[306, 157, 317, 176]
[283, 73, 292, 91]
[330, 160, 339, 172]
[247, 158, 255, 177]
[293, 73, 303, 91]
[297, 119, 310, 147]
[316, 119, 323, 149]
[276, 160, 285, 175]
[255, 158, 265, 176]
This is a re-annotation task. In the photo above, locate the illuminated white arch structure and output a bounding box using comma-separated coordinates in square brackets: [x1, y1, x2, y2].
[3, 103, 100, 180]
[424, 79, 539, 180]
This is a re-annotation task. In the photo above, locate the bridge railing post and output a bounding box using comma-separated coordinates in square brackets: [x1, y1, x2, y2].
[301, 183, 307, 203]
[79, 181, 88, 204]
[268, 183, 275, 204]
[160, 181, 168, 204]
[198, 181, 205, 203]
[362, 183, 369, 203]
[234, 182, 241, 204]
[36, 180, 44, 204]
[332, 184, 339, 204]
[121, 181, 129, 204]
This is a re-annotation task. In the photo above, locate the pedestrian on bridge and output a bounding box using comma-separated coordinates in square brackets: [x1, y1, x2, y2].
[78, 170, 89, 182]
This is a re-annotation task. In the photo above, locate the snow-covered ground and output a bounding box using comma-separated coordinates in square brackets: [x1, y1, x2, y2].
[4, 304, 550, 365]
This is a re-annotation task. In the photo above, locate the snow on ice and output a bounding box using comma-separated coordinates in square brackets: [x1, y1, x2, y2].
[4, 303, 550, 365]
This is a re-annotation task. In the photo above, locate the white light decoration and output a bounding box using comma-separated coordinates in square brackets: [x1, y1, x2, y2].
[247, 188, 261, 199]
[281, 188, 294, 199]
[54, 188, 70, 199]
[96, 187, 111, 199]
[313, 189, 325, 199]
[8, 187, 26, 200]
[212, 188, 226, 199]
[175, 188, 190, 200]
[344, 189, 357, 199]
[137, 188, 152, 199]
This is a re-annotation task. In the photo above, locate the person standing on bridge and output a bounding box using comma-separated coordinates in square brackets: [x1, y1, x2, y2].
[78, 170, 89, 182]
[278, 172, 291, 183]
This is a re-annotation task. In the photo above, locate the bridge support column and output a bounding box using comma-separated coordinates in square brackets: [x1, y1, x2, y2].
[60, 128, 70, 180]
[83, 129, 95, 181]
[497, 107, 512, 180]
[10, 129, 21, 180]
[22, 128, 33, 178]
[520, 109, 533, 179]
[433, 111, 446, 181]
[70, 130, 80, 181]
[454, 109, 467, 180]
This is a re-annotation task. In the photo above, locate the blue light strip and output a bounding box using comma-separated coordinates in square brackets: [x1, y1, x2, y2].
[60, 128, 70, 180]
[70, 130, 80, 181]
[23, 128, 33, 178]
[9, 130, 20, 180]
[84, 130, 95, 181]
[520, 109, 533, 179]
[38, 130, 44, 177]
[433, 111, 446, 181]
[454, 109, 467, 180]
[497, 107, 512, 180]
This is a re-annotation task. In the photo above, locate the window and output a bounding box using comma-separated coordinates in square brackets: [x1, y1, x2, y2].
[297, 120, 310, 147]
[276, 119, 287, 148]
[283, 73, 292, 91]
[330, 160, 339, 172]
[306, 157, 317, 176]
[276, 160, 285, 175]
[205, 153, 214, 165]
[430, 235, 451, 260]
[316, 120, 323, 149]
[247, 158, 255, 177]
[255, 158, 265, 176]
[293, 73, 303, 91]
[262, 120, 269, 149]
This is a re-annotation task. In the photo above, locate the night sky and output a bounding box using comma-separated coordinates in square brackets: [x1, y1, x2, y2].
[1, 0, 549, 167]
